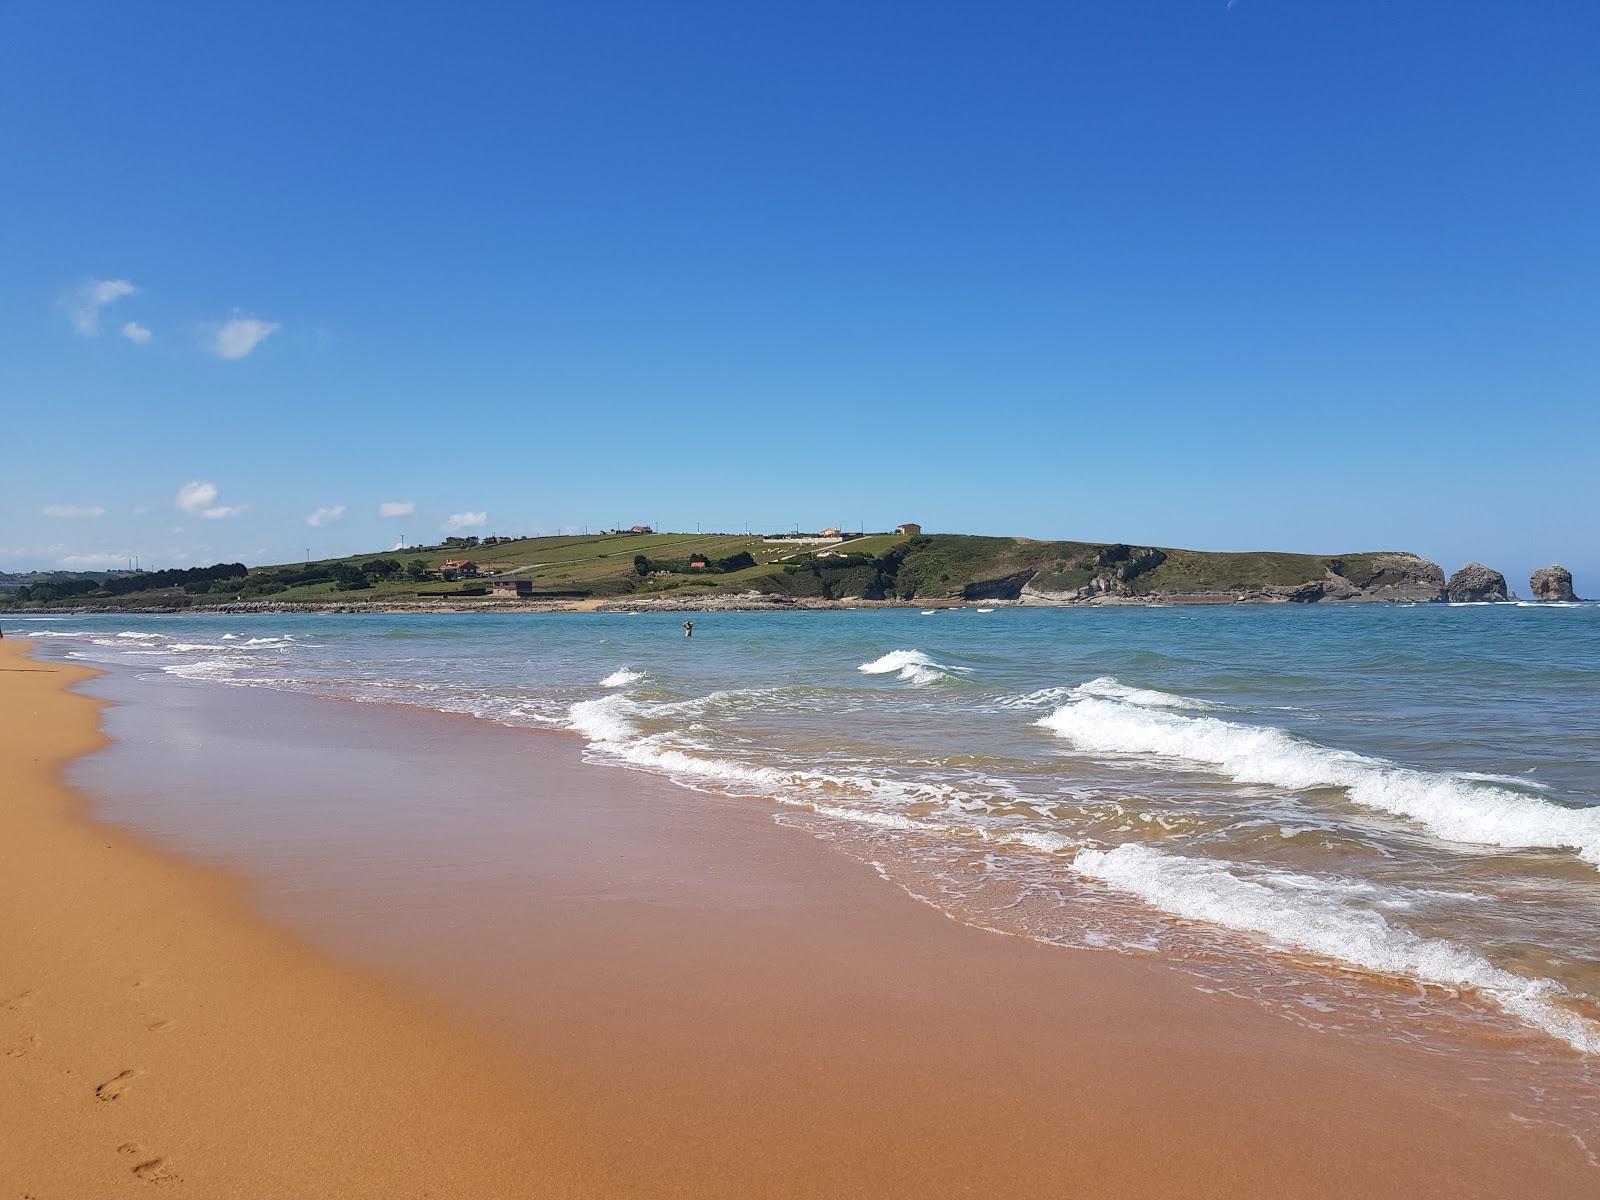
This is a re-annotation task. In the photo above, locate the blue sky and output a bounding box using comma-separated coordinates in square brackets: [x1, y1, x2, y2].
[2, 1, 1596, 591]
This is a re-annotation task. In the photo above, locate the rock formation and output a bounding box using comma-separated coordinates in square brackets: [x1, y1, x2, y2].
[1529, 565, 1578, 602]
[1445, 563, 1508, 603]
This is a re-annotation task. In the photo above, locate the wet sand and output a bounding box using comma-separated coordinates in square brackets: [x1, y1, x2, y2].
[7, 638, 1597, 1196]
[0, 639, 604, 1197]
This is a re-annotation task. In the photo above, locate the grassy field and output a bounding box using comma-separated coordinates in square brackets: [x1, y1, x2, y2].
[2, 531, 1441, 609]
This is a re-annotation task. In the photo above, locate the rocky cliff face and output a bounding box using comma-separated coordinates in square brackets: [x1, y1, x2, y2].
[1016, 550, 1446, 605]
[1529, 565, 1578, 602]
[1010, 544, 1168, 603]
[1445, 563, 1508, 603]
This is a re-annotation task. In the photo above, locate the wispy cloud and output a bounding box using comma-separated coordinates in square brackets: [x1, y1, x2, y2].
[210, 314, 281, 360]
[121, 320, 152, 343]
[43, 504, 106, 518]
[379, 500, 416, 518]
[175, 479, 246, 519]
[306, 505, 346, 527]
[65, 278, 136, 336]
[176, 481, 218, 513]
[444, 511, 487, 530]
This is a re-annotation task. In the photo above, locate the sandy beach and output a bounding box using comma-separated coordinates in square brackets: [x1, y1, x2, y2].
[5, 635, 1596, 1197]
[0, 639, 596, 1198]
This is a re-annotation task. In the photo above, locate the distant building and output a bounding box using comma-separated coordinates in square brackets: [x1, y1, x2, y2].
[688, 556, 709, 569]
[444, 535, 481, 547]
[441, 559, 480, 579]
[896, 523, 922, 537]
[488, 578, 533, 597]
[819, 527, 842, 537]
[631, 525, 654, 534]
[481, 535, 515, 546]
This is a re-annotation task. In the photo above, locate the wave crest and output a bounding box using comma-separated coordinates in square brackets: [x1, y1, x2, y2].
[1037, 695, 1600, 866]
[1072, 843, 1600, 1054]
[857, 650, 968, 686]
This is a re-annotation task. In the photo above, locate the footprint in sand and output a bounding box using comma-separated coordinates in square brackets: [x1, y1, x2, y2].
[96, 1069, 137, 1102]
[120, 1142, 179, 1185]
[1, 988, 36, 1013]
[146, 1018, 175, 1032]
[3, 1032, 39, 1058]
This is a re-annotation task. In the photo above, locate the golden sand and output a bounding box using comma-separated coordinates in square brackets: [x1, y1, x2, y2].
[4, 636, 1595, 1197]
[0, 639, 595, 1198]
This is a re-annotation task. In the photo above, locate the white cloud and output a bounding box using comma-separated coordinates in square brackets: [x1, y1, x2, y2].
[65, 278, 137, 336]
[306, 505, 346, 527]
[379, 500, 415, 518]
[211, 314, 281, 360]
[176, 479, 245, 519]
[176, 480, 219, 513]
[444, 511, 487, 530]
[43, 504, 106, 518]
[121, 320, 152, 343]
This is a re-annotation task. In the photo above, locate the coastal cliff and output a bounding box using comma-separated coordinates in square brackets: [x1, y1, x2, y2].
[3, 530, 1463, 612]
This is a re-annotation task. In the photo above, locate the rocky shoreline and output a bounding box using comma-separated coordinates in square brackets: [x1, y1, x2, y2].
[27, 563, 1588, 617]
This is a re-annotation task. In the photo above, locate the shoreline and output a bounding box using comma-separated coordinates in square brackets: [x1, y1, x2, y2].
[24, 641, 1598, 1195]
[10, 592, 1569, 617]
[0, 638, 599, 1198]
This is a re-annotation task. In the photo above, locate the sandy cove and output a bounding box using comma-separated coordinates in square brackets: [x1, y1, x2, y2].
[5, 636, 1597, 1197]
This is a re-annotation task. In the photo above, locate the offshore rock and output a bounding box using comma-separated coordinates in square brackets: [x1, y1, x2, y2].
[1446, 563, 1509, 603]
[1529, 566, 1578, 602]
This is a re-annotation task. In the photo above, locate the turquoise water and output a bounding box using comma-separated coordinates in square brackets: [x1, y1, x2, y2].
[17, 602, 1600, 1073]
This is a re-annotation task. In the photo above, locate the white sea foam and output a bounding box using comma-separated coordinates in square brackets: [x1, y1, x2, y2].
[1071, 843, 1600, 1054]
[116, 631, 164, 640]
[600, 667, 645, 688]
[857, 649, 968, 686]
[1457, 771, 1552, 791]
[1070, 675, 1219, 710]
[1038, 694, 1600, 865]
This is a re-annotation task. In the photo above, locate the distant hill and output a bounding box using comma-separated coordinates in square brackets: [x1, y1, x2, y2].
[0, 531, 1448, 610]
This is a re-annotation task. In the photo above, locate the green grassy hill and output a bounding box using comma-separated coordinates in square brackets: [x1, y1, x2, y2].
[0, 531, 1447, 609]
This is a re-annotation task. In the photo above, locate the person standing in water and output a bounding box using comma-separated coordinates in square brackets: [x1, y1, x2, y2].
[682, 620, 693, 638]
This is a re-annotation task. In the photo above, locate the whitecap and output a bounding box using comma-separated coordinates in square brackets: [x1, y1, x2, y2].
[600, 668, 645, 688]
[857, 649, 969, 686]
[1037, 697, 1600, 866]
[1070, 675, 1220, 710]
[1071, 843, 1600, 1054]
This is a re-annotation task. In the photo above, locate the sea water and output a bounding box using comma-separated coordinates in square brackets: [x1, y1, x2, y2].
[17, 603, 1600, 1113]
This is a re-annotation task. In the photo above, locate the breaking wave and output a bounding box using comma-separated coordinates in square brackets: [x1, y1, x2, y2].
[600, 668, 645, 688]
[857, 649, 970, 686]
[1037, 685, 1600, 866]
[1072, 843, 1600, 1054]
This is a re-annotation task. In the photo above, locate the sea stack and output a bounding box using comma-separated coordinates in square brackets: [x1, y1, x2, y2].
[1529, 565, 1578, 602]
[1445, 563, 1508, 603]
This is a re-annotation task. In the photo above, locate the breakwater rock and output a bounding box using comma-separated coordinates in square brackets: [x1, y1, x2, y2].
[1529, 566, 1578, 602]
[1446, 563, 1509, 603]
